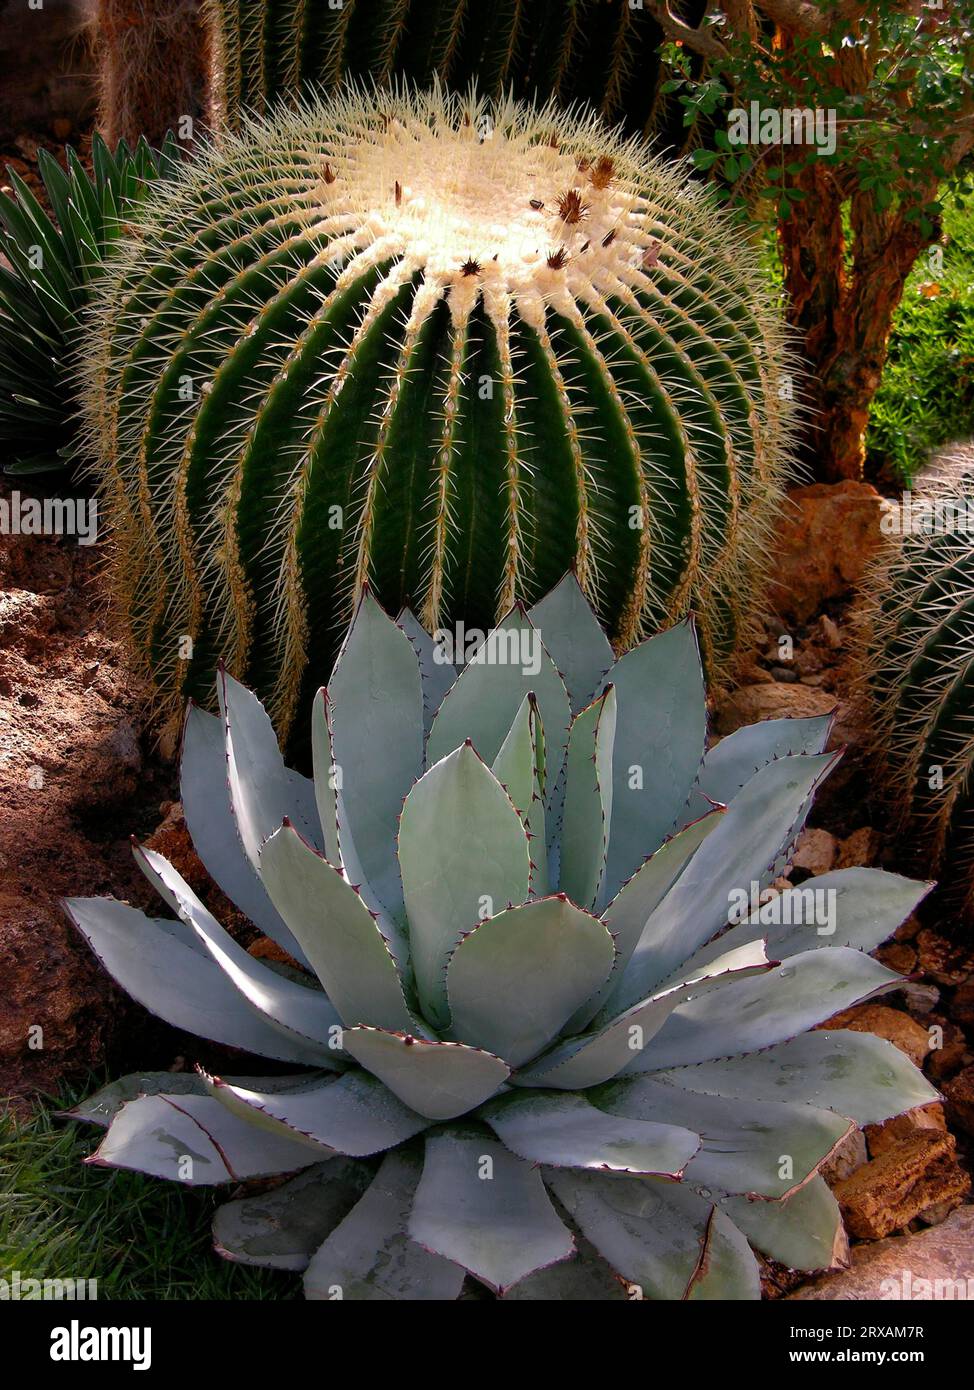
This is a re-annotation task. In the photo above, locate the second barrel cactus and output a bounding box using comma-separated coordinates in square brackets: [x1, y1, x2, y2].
[82, 84, 796, 739]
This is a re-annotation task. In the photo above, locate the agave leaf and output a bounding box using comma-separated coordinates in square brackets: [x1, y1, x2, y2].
[610, 751, 838, 1011]
[595, 1077, 852, 1199]
[342, 1028, 510, 1121]
[133, 844, 343, 1052]
[571, 808, 724, 1032]
[681, 867, 933, 968]
[679, 713, 834, 828]
[309, 688, 341, 867]
[545, 1170, 760, 1300]
[716, 1177, 848, 1273]
[517, 941, 769, 1090]
[559, 686, 617, 912]
[259, 824, 412, 1032]
[64, 897, 333, 1066]
[657, 1029, 939, 1125]
[64, 1071, 322, 1128]
[213, 1159, 374, 1270]
[397, 607, 456, 742]
[89, 1094, 326, 1185]
[304, 1149, 465, 1300]
[527, 572, 614, 712]
[328, 591, 424, 916]
[409, 1129, 574, 1294]
[491, 691, 536, 818]
[445, 897, 615, 1068]
[181, 703, 310, 966]
[503, 1238, 629, 1300]
[599, 620, 707, 902]
[218, 667, 321, 868]
[626, 947, 904, 1072]
[426, 606, 571, 799]
[398, 743, 530, 1028]
[310, 689, 406, 958]
[210, 1071, 430, 1157]
[481, 1090, 699, 1177]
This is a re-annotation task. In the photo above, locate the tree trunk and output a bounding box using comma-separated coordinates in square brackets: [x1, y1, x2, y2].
[779, 168, 932, 481]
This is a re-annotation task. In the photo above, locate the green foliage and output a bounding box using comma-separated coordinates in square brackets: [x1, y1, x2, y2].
[0, 1086, 294, 1298]
[659, 7, 972, 222]
[82, 84, 796, 741]
[0, 133, 181, 476]
[62, 576, 934, 1300]
[866, 196, 974, 483]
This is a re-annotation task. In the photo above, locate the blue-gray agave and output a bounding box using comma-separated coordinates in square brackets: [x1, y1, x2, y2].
[64, 575, 936, 1299]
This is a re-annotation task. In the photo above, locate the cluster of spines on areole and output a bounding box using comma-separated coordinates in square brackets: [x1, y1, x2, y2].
[204, 0, 673, 138]
[79, 84, 800, 742]
[854, 456, 974, 914]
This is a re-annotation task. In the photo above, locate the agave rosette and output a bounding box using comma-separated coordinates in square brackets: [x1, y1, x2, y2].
[65, 575, 935, 1299]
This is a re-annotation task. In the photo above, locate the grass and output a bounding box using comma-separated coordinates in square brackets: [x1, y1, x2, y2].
[866, 198, 974, 483]
[0, 1081, 300, 1300]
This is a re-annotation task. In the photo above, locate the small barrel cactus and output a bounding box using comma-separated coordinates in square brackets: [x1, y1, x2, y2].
[855, 464, 974, 916]
[82, 84, 796, 740]
[0, 133, 180, 475]
[65, 575, 934, 1299]
[204, 0, 681, 138]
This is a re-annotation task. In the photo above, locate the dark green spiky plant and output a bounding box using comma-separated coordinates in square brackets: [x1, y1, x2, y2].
[0, 133, 181, 475]
[204, 0, 704, 140]
[855, 459, 974, 917]
[82, 84, 797, 742]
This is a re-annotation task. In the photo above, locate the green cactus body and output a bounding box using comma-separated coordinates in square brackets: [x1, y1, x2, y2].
[83, 85, 795, 739]
[856, 468, 974, 914]
[204, 0, 705, 139]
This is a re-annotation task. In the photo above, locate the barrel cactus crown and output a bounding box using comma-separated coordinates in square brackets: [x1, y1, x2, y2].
[855, 463, 974, 916]
[64, 576, 934, 1300]
[81, 83, 796, 741]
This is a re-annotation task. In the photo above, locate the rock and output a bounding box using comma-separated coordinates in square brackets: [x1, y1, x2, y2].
[821, 1128, 868, 1184]
[926, 1018, 968, 1082]
[831, 1131, 969, 1240]
[942, 1065, 974, 1138]
[952, 980, 974, 1027]
[819, 614, 843, 649]
[835, 826, 883, 870]
[915, 929, 974, 987]
[875, 942, 917, 975]
[790, 828, 838, 877]
[768, 482, 886, 624]
[898, 981, 940, 1016]
[823, 1003, 932, 1069]
[714, 682, 837, 737]
[864, 1103, 947, 1159]
[770, 665, 798, 683]
[894, 912, 923, 942]
[788, 1206, 974, 1299]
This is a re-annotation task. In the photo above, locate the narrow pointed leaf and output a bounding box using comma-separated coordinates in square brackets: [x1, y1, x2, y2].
[397, 607, 456, 743]
[329, 591, 424, 916]
[601, 620, 707, 901]
[309, 688, 341, 867]
[259, 824, 412, 1032]
[398, 743, 530, 1028]
[559, 686, 616, 912]
[528, 572, 614, 712]
[680, 713, 834, 827]
[64, 897, 333, 1065]
[491, 691, 536, 817]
